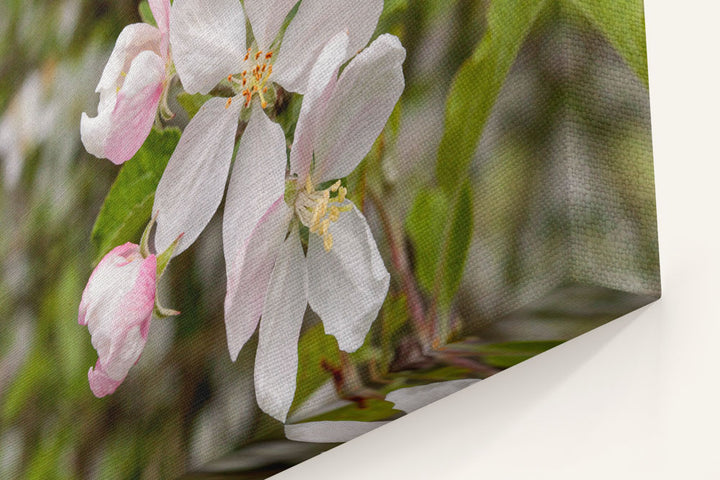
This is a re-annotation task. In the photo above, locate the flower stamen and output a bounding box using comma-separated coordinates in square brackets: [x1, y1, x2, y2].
[294, 177, 352, 252]
[227, 47, 275, 110]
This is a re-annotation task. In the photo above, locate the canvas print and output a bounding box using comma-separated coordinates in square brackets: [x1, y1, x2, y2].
[0, 0, 659, 478]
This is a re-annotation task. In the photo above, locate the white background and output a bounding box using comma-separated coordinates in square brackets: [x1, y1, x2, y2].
[275, 1, 720, 478]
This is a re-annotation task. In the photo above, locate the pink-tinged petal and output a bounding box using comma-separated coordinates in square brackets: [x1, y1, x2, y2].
[82, 23, 164, 162]
[97, 23, 163, 94]
[80, 245, 156, 398]
[272, 0, 383, 94]
[314, 34, 406, 183]
[224, 198, 293, 361]
[386, 379, 480, 414]
[149, 0, 171, 35]
[79, 243, 139, 326]
[87, 254, 156, 368]
[170, 0, 246, 94]
[290, 31, 348, 181]
[244, 0, 299, 51]
[102, 51, 165, 165]
[153, 96, 242, 256]
[307, 205, 389, 352]
[88, 363, 123, 398]
[223, 107, 287, 275]
[285, 421, 389, 443]
[255, 230, 307, 422]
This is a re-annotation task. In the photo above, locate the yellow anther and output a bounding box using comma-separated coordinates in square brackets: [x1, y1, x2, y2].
[329, 206, 340, 222]
[321, 219, 331, 236]
[338, 186, 347, 203]
[323, 233, 334, 252]
[330, 180, 342, 192]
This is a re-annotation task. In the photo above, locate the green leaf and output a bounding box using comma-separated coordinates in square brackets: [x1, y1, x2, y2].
[436, 181, 474, 308]
[299, 399, 403, 424]
[290, 322, 342, 414]
[176, 92, 212, 120]
[564, 0, 648, 87]
[436, 0, 550, 196]
[405, 188, 450, 293]
[91, 128, 181, 264]
[138, 1, 157, 28]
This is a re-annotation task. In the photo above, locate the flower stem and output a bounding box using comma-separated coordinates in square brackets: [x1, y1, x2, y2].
[367, 188, 432, 351]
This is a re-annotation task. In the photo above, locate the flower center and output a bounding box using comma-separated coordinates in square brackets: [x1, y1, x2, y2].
[227, 47, 275, 109]
[293, 176, 352, 252]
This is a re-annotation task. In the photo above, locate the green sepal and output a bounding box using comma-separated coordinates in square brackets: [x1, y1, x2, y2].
[139, 212, 157, 259]
[156, 233, 183, 279]
[153, 298, 180, 319]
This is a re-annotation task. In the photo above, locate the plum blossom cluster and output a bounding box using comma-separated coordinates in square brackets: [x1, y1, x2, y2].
[79, 0, 405, 422]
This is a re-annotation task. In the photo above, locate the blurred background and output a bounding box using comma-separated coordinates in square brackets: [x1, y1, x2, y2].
[0, 0, 657, 478]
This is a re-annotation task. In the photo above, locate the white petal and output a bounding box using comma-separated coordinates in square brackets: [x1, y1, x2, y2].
[272, 0, 383, 94]
[386, 379, 480, 414]
[224, 198, 293, 361]
[244, 0, 298, 51]
[97, 23, 162, 94]
[170, 0, 246, 94]
[153, 96, 242, 255]
[223, 107, 287, 272]
[285, 421, 388, 443]
[314, 34, 406, 183]
[290, 31, 348, 181]
[307, 205, 389, 352]
[255, 230, 307, 422]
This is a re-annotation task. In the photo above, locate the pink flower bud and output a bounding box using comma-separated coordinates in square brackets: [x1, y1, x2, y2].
[79, 243, 157, 397]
